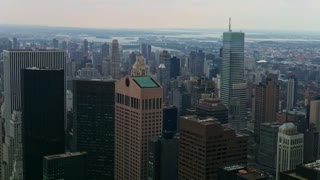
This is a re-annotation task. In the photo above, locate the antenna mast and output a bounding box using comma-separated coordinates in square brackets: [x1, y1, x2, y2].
[229, 17, 232, 32]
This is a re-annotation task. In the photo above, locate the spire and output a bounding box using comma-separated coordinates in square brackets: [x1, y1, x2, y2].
[229, 17, 232, 32]
[131, 54, 147, 77]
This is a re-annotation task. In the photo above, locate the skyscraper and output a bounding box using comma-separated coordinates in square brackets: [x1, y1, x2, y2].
[169, 56, 180, 79]
[178, 115, 248, 180]
[114, 57, 163, 180]
[52, 38, 59, 49]
[220, 28, 245, 107]
[101, 42, 109, 59]
[276, 123, 304, 180]
[12, 37, 19, 49]
[3, 50, 66, 122]
[21, 68, 65, 180]
[257, 123, 282, 176]
[43, 152, 87, 180]
[111, 39, 121, 80]
[254, 75, 279, 139]
[73, 79, 115, 179]
[162, 106, 178, 134]
[309, 100, 320, 131]
[147, 133, 178, 180]
[286, 77, 295, 111]
[83, 39, 88, 57]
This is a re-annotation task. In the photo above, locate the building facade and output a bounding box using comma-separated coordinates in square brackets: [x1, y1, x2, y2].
[114, 58, 163, 180]
[276, 123, 304, 180]
[178, 115, 248, 180]
[21, 68, 65, 180]
[111, 39, 121, 80]
[73, 79, 115, 179]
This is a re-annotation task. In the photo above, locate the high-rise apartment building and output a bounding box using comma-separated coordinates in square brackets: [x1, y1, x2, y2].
[111, 39, 121, 79]
[21, 68, 65, 180]
[254, 75, 279, 138]
[220, 30, 245, 107]
[73, 79, 115, 179]
[178, 115, 248, 180]
[114, 57, 163, 180]
[43, 152, 87, 180]
[276, 123, 304, 180]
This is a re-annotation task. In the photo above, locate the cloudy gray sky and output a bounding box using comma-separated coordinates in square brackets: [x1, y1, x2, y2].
[0, 0, 319, 30]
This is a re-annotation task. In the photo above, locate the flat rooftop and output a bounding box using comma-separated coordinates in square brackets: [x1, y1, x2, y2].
[44, 152, 87, 160]
[132, 76, 160, 88]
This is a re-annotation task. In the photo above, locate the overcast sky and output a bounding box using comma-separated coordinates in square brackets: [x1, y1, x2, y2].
[0, 0, 319, 30]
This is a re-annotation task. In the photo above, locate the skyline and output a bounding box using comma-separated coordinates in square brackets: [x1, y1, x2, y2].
[1, 0, 320, 31]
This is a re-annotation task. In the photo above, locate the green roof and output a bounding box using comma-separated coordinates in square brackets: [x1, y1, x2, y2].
[132, 76, 160, 88]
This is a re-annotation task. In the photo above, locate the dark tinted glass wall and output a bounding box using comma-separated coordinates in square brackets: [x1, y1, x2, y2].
[22, 69, 65, 180]
[73, 80, 115, 179]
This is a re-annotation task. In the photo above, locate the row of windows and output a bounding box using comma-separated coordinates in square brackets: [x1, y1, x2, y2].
[116, 93, 162, 110]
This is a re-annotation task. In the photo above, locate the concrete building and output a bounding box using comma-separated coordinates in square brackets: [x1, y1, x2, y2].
[73, 79, 115, 179]
[178, 115, 248, 180]
[254, 75, 279, 139]
[76, 63, 101, 79]
[43, 152, 87, 180]
[310, 100, 320, 131]
[114, 57, 163, 180]
[276, 123, 304, 180]
[111, 39, 121, 80]
[195, 98, 228, 124]
[22, 68, 65, 180]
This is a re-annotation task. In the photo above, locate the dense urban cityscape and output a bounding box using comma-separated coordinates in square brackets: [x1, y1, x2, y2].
[0, 16, 320, 180]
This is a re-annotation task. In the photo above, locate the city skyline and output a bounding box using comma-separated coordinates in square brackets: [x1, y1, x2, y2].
[1, 0, 320, 31]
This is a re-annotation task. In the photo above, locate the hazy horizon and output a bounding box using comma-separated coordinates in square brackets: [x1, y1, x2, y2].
[1, 0, 320, 31]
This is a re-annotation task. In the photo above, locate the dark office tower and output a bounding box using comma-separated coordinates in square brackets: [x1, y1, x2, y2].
[83, 39, 88, 57]
[170, 56, 180, 79]
[52, 38, 59, 49]
[111, 39, 121, 80]
[179, 115, 248, 180]
[220, 28, 245, 107]
[195, 50, 205, 76]
[43, 152, 87, 180]
[304, 127, 319, 163]
[287, 73, 298, 111]
[73, 79, 115, 179]
[257, 123, 282, 176]
[254, 74, 279, 139]
[147, 44, 152, 58]
[12, 37, 19, 49]
[21, 68, 65, 180]
[196, 98, 229, 124]
[219, 47, 223, 57]
[129, 51, 136, 67]
[147, 133, 178, 180]
[101, 42, 109, 59]
[163, 106, 178, 134]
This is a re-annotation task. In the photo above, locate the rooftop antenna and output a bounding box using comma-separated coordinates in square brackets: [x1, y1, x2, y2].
[229, 17, 232, 32]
